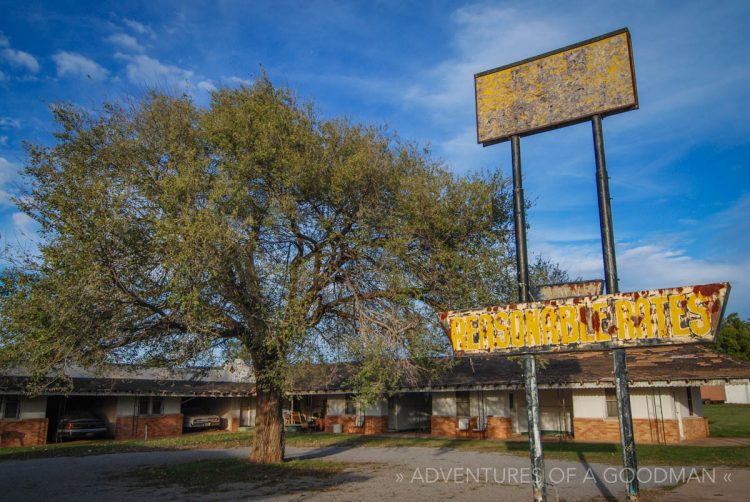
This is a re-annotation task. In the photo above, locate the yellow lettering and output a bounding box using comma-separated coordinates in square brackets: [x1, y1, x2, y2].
[634, 297, 654, 338]
[669, 294, 690, 336]
[651, 296, 669, 338]
[579, 305, 596, 343]
[465, 315, 480, 350]
[592, 301, 611, 341]
[541, 307, 560, 345]
[559, 305, 579, 344]
[687, 294, 711, 336]
[450, 317, 466, 351]
[525, 309, 542, 346]
[509, 310, 525, 347]
[493, 311, 510, 348]
[615, 299, 635, 340]
[478, 313, 494, 349]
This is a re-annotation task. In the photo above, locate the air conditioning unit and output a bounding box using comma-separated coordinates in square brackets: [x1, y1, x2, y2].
[458, 418, 470, 431]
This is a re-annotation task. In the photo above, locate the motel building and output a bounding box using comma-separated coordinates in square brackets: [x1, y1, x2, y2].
[2, 345, 750, 448]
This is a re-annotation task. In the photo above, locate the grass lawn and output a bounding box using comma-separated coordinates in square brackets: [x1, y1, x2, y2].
[704, 404, 750, 437]
[0, 430, 250, 461]
[4, 421, 750, 467]
[125, 458, 356, 493]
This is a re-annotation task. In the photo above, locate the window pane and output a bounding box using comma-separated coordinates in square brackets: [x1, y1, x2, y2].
[151, 397, 163, 415]
[3, 396, 20, 419]
[456, 392, 470, 417]
[345, 395, 356, 415]
[138, 397, 150, 415]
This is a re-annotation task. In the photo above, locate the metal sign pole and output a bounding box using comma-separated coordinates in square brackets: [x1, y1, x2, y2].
[511, 135, 546, 502]
[592, 114, 639, 500]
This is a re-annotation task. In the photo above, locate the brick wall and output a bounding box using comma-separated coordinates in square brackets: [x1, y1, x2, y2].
[363, 416, 387, 435]
[487, 416, 513, 439]
[324, 415, 387, 435]
[683, 417, 709, 440]
[0, 419, 48, 447]
[431, 416, 457, 437]
[573, 417, 705, 444]
[114, 414, 183, 440]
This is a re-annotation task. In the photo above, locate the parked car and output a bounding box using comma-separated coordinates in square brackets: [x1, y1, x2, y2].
[56, 411, 109, 441]
[182, 406, 221, 430]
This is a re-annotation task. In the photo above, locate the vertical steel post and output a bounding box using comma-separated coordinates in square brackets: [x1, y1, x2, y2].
[592, 114, 639, 500]
[511, 135, 546, 502]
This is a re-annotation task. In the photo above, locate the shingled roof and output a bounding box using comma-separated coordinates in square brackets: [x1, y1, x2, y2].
[291, 345, 750, 393]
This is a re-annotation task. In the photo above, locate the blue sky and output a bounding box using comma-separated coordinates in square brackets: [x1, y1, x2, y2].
[0, 0, 748, 318]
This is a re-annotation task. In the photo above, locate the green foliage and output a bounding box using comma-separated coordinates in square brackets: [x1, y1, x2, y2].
[714, 313, 750, 362]
[0, 77, 547, 400]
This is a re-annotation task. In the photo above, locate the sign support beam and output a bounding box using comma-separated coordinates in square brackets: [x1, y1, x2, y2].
[511, 135, 546, 502]
[592, 114, 639, 500]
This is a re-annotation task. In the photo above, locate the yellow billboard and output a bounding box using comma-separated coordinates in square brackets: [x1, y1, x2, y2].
[475, 28, 638, 145]
[440, 283, 730, 355]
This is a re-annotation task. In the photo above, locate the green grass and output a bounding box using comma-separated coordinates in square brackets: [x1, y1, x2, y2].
[0, 430, 252, 461]
[704, 404, 750, 437]
[5, 422, 750, 467]
[126, 458, 354, 493]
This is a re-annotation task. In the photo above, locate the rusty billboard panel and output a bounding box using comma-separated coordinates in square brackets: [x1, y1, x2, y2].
[439, 283, 730, 355]
[475, 28, 638, 145]
[534, 279, 604, 301]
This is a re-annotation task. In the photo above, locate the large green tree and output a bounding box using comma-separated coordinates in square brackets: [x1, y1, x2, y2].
[0, 78, 562, 463]
[714, 313, 750, 362]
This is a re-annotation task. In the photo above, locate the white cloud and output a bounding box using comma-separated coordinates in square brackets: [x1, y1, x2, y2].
[53, 51, 108, 80]
[0, 135, 7, 146]
[0, 117, 20, 128]
[225, 76, 253, 86]
[107, 32, 143, 52]
[0, 156, 20, 207]
[123, 19, 154, 37]
[11, 212, 37, 238]
[197, 80, 216, 92]
[118, 54, 193, 89]
[0, 33, 8, 47]
[0, 69, 6, 81]
[1, 47, 40, 73]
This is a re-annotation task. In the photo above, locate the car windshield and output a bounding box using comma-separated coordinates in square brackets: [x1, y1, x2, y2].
[62, 410, 98, 420]
[182, 407, 208, 414]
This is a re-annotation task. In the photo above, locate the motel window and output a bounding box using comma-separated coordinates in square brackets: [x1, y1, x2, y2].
[687, 389, 694, 417]
[345, 395, 356, 415]
[456, 391, 470, 417]
[605, 389, 618, 418]
[1, 395, 20, 419]
[139, 396, 164, 416]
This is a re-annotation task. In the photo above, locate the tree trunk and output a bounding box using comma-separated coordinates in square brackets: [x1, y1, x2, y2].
[250, 386, 285, 463]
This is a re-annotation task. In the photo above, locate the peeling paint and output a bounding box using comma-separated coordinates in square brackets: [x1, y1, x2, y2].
[440, 283, 730, 355]
[475, 29, 637, 145]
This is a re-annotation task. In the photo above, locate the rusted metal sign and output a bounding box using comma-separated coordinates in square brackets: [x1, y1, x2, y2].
[440, 283, 730, 355]
[533, 279, 603, 301]
[474, 28, 638, 145]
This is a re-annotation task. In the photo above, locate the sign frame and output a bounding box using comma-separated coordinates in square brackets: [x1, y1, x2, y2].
[441, 283, 730, 356]
[474, 27, 639, 146]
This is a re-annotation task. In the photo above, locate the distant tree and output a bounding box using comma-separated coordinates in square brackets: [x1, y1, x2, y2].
[714, 313, 750, 362]
[0, 78, 569, 463]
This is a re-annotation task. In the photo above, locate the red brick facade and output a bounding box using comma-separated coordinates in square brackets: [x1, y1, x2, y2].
[683, 417, 710, 440]
[431, 415, 457, 436]
[324, 415, 387, 435]
[573, 417, 709, 444]
[0, 418, 48, 447]
[431, 415, 512, 439]
[114, 414, 183, 440]
[487, 416, 513, 439]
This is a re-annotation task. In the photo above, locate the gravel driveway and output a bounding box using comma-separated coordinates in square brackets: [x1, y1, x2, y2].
[0, 445, 744, 501]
